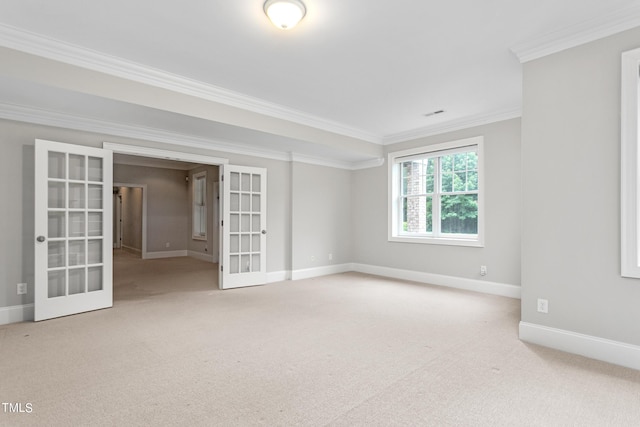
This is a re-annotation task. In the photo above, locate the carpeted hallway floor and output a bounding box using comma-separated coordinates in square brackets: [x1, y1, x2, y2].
[1, 252, 640, 426]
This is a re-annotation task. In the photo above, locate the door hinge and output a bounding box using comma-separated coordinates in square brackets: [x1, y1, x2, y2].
[221, 220, 223, 226]
[220, 265, 223, 272]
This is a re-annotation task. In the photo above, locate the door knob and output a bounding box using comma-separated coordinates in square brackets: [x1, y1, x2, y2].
[261, 230, 267, 235]
[36, 235, 46, 243]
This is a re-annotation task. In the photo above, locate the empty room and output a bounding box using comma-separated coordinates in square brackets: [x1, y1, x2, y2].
[2, 1, 640, 425]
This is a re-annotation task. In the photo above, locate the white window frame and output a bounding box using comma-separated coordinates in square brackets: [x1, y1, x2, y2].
[388, 136, 484, 247]
[621, 47, 640, 278]
[192, 171, 207, 240]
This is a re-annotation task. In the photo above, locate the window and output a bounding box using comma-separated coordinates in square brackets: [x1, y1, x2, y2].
[192, 171, 207, 240]
[621, 47, 640, 278]
[388, 136, 484, 247]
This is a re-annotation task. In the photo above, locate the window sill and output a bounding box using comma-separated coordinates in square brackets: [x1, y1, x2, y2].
[389, 235, 484, 247]
[192, 236, 207, 241]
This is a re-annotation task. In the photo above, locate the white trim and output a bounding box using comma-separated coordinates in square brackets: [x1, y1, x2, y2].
[621, 47, 640, 278]
[105, 142, 228, 166]
[188, 250, 215, 263]
[519, 322, 640, 371]
[0, 102, 383, 170]
[352, 263, 521, 299]
[383, 108, 521, 145]
[0, 304, 34, 325]
[511, 4, 640, 63]
[0, 23, 381, 144]
[291, 264, 354, 281]
[145, 250, 188, 259]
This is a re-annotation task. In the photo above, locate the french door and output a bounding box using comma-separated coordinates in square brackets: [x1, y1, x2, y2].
[220, 165, 267, 289]
[34, 139, 113, 321]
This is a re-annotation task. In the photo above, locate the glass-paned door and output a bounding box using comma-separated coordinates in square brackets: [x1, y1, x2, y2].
[220, 165, 267, 289]
[35, 139, 113, 321]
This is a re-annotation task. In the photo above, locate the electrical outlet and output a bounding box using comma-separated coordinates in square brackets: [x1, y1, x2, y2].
[537, 298, 549, 314]
[165, 242, 170, 248]
[17, 283, 27, 295]
[328, 253, 333, 261]
[480, 265, 487, 276]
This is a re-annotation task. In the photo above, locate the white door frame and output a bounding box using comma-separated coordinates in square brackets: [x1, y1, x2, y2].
[113, 182, 148, 258]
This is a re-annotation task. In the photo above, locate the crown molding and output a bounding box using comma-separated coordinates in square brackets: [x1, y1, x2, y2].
[0, 102, 380, 170]
[382, 107, 522, 145]
[511, 4, 640, 63]
[0, 23, 382, 144]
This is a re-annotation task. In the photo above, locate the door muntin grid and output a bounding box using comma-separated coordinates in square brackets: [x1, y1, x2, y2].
[228, 172, 262, 274]
[47, 151, 104, 298]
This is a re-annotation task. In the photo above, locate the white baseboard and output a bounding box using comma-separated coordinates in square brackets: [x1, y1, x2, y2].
[519, 322, 640, 371]
[187, 250, 216, 263]
[291, 263, 354, 281]
[352, 263, 521, 299]
[0, 304, 34, 325]
[267, 270, 290, 283]
[144, 250, 188, 259]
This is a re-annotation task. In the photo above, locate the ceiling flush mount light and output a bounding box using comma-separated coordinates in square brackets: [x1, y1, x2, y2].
[264, 0, 306, 30]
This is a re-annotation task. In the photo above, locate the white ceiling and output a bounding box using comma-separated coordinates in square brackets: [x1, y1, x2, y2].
[0, 0, 639, 166]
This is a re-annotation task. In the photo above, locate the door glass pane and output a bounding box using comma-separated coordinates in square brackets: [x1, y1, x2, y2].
[230, 255, 239, 274]
[68, 241, 85, 266]
[252, 214, 261, 232]
[241, 234, 250, 252]
[88, 267, 103, 292]
[241, 173, 250, 191]
[69, 154, 85, 180]
[230, 172, 240, 191]
[241, 194, 250, 211]
[252, 195, 260, 212]
[88, 157, 103, 182]
[241, 214, 250, 232]
[87, 239, 102, 264]
[252, 234, 260, 251]
[251, 174, 261, 192]
[69, 212, 85, 237]
[88, 212, 102, 237]
[69, 183, 86, 209]
[48, 182, 66, 209]
[230, 235, 239, 253]
[48, 241, 66, 268]
[68, 268, 85, 295]
[251, 254, 260, 272]
[230, 193, 239, 211]
[48, 212, 66, 238]
[48, 152, 66, 179]
[241, 254, 250, 272]
[48, 271, 66, 298]
[230, 214, 239, 232]
[88, 184, 103, 209]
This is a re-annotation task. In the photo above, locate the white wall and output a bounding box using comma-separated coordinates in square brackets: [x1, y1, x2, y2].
[521, 26, 640, 346]
[352, 118, 522, 288]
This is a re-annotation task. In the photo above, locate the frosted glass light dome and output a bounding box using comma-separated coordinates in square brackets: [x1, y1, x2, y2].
[264, 0, 306, 30]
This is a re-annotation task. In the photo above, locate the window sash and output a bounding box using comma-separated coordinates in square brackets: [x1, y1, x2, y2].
[192, 172, 207, 239]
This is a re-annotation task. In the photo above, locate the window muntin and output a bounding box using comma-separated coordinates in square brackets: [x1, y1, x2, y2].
[389, 137, 484, 247]
[192, 171, 207, 240]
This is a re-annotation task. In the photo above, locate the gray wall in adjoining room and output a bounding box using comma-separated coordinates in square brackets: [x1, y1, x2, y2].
[521, 26, 640, 345]
[114, 163, 189, 254]
[291, 162, 353, 271]
[351, 118, 522, 287]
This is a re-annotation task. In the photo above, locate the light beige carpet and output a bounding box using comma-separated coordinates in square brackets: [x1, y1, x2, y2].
[1, 253, 639, 426]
